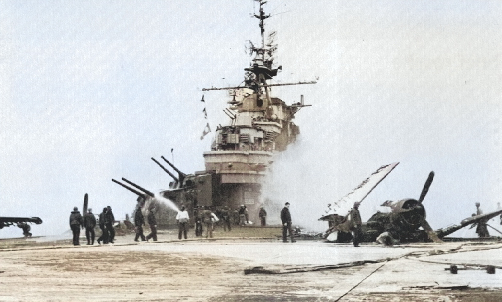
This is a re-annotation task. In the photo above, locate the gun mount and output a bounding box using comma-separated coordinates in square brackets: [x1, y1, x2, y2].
[121, 178, 155, 197]
[112, 179, 150, 198]
[151, 157, 179, 184]
[161, 156, 186, 185]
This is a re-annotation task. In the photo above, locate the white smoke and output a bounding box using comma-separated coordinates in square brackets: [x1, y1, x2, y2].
[262, 138, 329, 233]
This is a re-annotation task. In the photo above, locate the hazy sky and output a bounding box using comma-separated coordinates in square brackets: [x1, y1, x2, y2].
[1, 1, 501, 237]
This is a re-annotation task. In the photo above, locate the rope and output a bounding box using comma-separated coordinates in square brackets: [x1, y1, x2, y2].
[334, 261, 387, 302]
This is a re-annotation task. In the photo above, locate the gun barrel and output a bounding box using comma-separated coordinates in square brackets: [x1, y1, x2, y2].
[112, 179, 146, 198]
[151, 157, 179, 182]
[121, 178, 155, 197]
[161, 156, 186, 177]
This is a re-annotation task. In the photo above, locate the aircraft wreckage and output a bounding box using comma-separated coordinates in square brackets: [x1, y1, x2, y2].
[0, 216, 42, 238]
[319, 162, 502, 244]
[0, 216, 42, 230]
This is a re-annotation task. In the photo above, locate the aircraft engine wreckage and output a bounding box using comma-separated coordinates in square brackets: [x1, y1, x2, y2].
[319, 162, 502, 244]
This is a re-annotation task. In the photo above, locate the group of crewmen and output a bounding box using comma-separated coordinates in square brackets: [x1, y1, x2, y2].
[68, 206, 115, 246]
[133, 205, 159, 242]
[67, 201, 362, 245]
[66, 199, 502, 247]
[131, 204, 270, 242]
[191, 205, 269, 238]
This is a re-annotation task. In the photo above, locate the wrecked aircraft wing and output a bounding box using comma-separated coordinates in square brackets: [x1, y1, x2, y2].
[0, 216, 43, 229]
[435, 209, 502, 238]
[325, 162, 400, 218]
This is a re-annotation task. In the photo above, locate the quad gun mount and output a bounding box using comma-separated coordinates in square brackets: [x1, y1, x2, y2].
[112, 178, 154, 199]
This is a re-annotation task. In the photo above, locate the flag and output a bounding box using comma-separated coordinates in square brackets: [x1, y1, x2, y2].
[200, 122, 211, 140]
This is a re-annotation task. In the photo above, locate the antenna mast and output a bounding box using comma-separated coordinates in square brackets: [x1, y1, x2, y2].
[202, 0, 316, 96]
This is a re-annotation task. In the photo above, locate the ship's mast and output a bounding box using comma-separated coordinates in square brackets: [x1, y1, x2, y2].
[203, 0, 315, 95]
[255, 0, 269, 67]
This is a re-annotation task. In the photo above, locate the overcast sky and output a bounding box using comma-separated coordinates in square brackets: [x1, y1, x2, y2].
[1, 0, 501, 238]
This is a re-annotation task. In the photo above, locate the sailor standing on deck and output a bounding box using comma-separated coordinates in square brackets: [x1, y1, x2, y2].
[475, 202, 490, 238]
[194, 207, 203, 237]
[146, 207, 158, 242]
[220, 206, 231, 232]
[238, 205, 247, 226]
[134, 205, 146, 242]
[280, 202, 296, 243]
[97, 207, 108, 244]
[105, 206, 115, 244]
[83, 208, 96, 245]
[350, 202, 362, 247]
[259, 206, 267, 226]
[201, 207, 216, 238]
[176, 206, 189, 240]
[69, 207, 84, 246]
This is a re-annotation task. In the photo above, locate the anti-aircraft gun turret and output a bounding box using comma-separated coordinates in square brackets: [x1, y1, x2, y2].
[161, 156, 186, 186]
[151, 157, 179, 187]
[112, 178, 154, 199]
[111, 178, 156, 210]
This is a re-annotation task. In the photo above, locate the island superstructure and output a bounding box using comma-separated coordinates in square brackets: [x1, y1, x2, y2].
[158, 0, 315, 224]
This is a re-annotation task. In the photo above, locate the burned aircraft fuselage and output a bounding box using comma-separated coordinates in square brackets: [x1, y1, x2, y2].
[363, 199, 428, 242]
[324, 198, 429, 243]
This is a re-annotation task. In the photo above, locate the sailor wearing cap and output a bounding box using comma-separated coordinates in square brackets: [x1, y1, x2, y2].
[280, 202, 296, 243]
[69, 206, 84, 246]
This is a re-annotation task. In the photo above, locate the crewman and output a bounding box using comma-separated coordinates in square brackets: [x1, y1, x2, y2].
[105, 206, 115, 243]
[475, 202, 490, 237]
[134, 205, 146, 242]
[238, 205, 247, 226]
[244, 206, 250, 224]
[83, 208, 96, 245]
[350, 202, 362, 247]
[201, 207, 215, 238]
[97, 207, 108, 244]
[69, 206, 84, 246]
[176, 206, 190, 240]
[194, 207, 203, 237]
[220, 206, 231, 231]
[233, 208, 239, 225]
[259, 206, 267, 226]
[280, 202, 296, 243]
[16, 222, 32, 238]
[145, 207, 158, 242]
